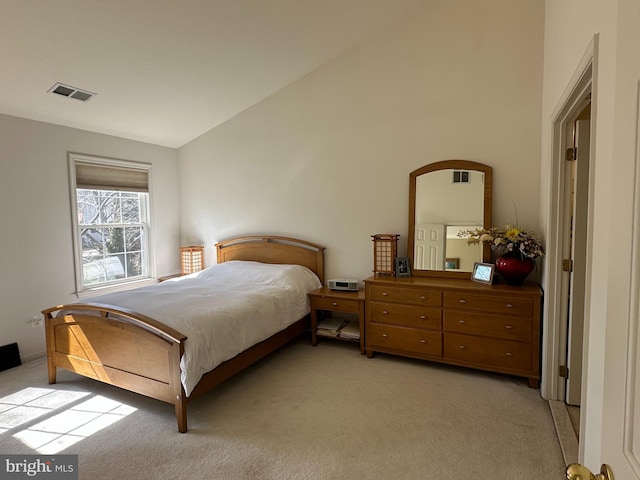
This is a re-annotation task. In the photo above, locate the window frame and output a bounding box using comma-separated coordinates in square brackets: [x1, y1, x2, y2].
[69, 153, 155, 295]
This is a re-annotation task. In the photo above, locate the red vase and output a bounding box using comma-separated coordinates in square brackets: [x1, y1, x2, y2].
[495, 254, 534, 286]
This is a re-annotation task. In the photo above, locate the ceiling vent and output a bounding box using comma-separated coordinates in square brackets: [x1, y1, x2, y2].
[48, 82, 96, 102]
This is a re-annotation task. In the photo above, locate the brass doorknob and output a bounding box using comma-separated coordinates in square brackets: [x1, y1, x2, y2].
[566, 463, 614, 480]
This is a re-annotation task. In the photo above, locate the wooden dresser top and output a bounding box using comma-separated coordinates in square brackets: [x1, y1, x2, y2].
[363, 275, 542, 295]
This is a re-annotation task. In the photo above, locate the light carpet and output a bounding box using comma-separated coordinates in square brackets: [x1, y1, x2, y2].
[0, 339, 566, 479]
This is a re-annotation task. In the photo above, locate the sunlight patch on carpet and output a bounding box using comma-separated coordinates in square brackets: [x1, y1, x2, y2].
[0, 387, 136, 454]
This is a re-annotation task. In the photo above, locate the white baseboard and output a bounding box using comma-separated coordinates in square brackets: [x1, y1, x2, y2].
[21, 350, 46, 364]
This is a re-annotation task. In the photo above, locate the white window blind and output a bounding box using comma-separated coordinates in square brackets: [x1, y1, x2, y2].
[75, 162, 149, 192]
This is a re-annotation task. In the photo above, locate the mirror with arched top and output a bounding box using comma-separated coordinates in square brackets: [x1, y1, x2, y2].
[408, 160, 492, 278]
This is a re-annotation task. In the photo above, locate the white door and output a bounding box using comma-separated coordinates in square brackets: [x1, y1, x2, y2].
[580, 6, 640, 477]
[565, 115, 591, 406]
[590, 119, 640, 479]
[414, 223, 444, 270]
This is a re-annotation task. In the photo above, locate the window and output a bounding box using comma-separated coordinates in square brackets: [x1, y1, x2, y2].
[69, 154, 152, 292]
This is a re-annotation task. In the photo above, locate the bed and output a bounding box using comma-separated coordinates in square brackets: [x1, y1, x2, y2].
[42, 235, 325, 433]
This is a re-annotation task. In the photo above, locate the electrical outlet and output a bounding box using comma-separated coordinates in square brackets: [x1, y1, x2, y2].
[31, 315, 43, 328]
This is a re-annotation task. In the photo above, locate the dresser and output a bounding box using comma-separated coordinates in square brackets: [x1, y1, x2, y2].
[364, 275, 542, 388]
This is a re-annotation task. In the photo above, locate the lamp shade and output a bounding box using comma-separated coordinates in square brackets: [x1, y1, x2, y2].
[371, 234, 399, 275]
[180, 246, 204, 275]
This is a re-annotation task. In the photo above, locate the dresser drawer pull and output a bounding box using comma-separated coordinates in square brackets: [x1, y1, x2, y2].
[420, 315, 427, 319]
[382, 310, 389, 315]
[420, 296, 426, 300]
[506, 352, 513, 356]
[332, 302, 338, 306]
[459, 299, 467, 304]
[505, 325, 513, 329]
[382, 292, 389, 296]
[506, 303, 514, 308]
[382, 333, 389, 338]
[458, 320, 467, 324]
[458, 345, 467, 350]
[420, 339, 427, 344]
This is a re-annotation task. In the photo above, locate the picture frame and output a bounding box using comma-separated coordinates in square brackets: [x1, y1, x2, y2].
[445, 258, 460, 270]
[471, 262, 494, 284]
[395, 256, 411, 277]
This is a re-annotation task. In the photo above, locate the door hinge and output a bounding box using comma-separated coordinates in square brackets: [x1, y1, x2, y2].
[559, 365, 569, 379]
[566, 147, 577, 161]
[562, 259, 573, 272]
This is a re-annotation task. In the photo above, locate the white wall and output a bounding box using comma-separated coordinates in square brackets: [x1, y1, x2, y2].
[0, 114, 180, 362]
[178, 0, 545, 282]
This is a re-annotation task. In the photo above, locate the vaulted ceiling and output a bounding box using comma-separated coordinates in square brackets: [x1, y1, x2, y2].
[0, 0, 428, 148]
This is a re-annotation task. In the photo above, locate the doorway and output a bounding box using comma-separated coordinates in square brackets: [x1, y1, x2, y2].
[542, 43, 596, 464]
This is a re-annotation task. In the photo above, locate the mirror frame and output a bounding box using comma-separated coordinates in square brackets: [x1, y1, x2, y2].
[408, 159, 493, 279]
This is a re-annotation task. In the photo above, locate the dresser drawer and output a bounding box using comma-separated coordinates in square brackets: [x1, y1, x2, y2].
[368, 285, 442, 306]
[443, 292, 532, 316]
[444, 311, 531, 342]
[367, 324, 442, 357]
[368, 303, 441, 330]
[311, 296, 360, 313]
[444, 333, 531, 371]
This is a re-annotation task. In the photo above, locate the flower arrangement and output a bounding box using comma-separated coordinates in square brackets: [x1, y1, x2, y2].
[458, 225, 545, 260]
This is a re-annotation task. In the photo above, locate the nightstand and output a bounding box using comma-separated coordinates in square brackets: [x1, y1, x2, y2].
[308, 287, 365, 354]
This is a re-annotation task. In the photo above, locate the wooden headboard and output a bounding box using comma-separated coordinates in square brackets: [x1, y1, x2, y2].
[215, 235, 325, 285]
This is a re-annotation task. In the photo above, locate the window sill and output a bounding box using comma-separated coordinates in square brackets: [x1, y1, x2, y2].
[76, 277, 158, 298]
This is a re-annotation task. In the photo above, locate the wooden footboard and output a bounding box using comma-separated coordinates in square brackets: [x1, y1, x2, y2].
[42, 303, 189, 432]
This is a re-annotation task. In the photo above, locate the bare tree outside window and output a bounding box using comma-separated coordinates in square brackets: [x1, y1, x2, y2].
[77, 189, 147, 287]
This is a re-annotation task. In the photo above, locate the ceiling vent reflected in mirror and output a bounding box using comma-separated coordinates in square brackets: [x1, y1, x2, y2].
[48, 82, 96, 102]
[452, 170, 470, 183]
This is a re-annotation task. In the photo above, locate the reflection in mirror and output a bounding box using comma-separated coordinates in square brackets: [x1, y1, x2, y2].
[443, 225, 483, 270]
[413, 169, 484, 271]
[409, 160, 492, 278]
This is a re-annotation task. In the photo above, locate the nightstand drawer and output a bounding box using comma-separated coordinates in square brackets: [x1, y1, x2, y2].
[368, 285, 441, 306]
[368, 303, 441, 330]
[368, 324, 442, 357]
[311, 296, 361, 313]
[443, 292, 532, 316]
[444, 311, 531, 342]
[444, 333, 531, 371]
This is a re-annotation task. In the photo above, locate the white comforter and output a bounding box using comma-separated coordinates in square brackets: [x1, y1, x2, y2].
[85, 261, 321, 396]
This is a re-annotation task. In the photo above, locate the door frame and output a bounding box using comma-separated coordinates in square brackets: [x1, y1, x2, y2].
[542, 36, 597, 443]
